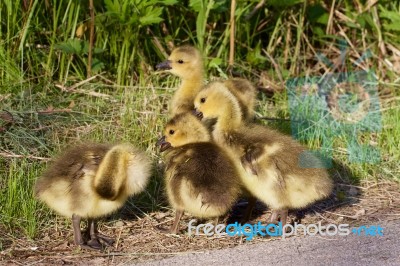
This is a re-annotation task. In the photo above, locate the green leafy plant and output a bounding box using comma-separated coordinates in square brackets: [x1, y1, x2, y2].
[98, 0, 177, 84]
[55, 38, 105, 75]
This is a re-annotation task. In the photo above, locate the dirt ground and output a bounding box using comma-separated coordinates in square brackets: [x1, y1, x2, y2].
[1, 179, 399, 265]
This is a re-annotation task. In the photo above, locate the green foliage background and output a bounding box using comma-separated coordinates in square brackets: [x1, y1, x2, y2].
[1, 0, 398, 85]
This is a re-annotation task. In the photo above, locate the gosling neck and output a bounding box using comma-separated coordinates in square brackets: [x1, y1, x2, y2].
[179, 69, 204, 96]
[215, 100, 243, 133]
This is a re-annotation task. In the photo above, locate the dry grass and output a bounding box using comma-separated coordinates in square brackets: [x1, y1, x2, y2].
[1, 179, 399, 265]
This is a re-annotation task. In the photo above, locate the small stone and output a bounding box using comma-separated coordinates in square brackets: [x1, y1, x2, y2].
[351, 209, 366, 219]
[114, 221, 125, 227]
[348, 187, 358, 196]
[154, 212, 168, 220]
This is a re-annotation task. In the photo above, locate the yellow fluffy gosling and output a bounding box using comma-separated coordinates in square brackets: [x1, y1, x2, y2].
[194, 81, 333, 224]
[157, 113, 242, 234]
[35, 143, 151, 249]
[156, 45, 257, 119]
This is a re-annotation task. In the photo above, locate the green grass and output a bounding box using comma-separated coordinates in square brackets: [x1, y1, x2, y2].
[255, 82, 400, 181]
[0, 77, 175, 243]
[1, 75, 400, 250]
[1, 0, 400, 251]
[3, 159, 40, 237]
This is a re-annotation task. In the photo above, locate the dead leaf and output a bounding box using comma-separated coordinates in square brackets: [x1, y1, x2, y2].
[0, 111, 14, 124]
[68, 100, 75, 109]
[76, 23, 88, 38]
[153, 212, 169, 220]
[350, 209, 366, 219]
[55, 241, 69, 249]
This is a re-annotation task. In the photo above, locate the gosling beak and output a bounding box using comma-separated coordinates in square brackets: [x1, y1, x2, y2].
[156, 60, 172, 70]
[157, 136, 171, 152]
[193, 109, 203, 120]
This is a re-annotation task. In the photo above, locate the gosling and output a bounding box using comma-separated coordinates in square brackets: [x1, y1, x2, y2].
[194, 81, 333, 224]
[157, 113, 242, 234]
[35, 143, 152, 249]
[156, 45, 257, 120]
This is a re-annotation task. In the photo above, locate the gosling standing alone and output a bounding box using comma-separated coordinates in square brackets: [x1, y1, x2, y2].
[35, 143, 151, 249]
[156, 45, 257, 120]
[194, 81, 333, 224]
[157, 113, 242, 234]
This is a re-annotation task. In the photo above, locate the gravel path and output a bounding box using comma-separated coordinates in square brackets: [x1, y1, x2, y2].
[140, 220, 400, 266]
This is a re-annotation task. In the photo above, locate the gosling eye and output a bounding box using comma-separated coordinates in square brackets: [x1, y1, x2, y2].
[177, 59, 184, 64]
[169, 129, 175, 135]
[200, 98, 206, 103]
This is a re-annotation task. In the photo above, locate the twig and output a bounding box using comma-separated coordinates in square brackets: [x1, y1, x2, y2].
[313, 210, 332, 223]
[301, 33, 330, 74]
[336, 183, 368, 190]
[154, 218, 174, 227]
[115, 227, 123, 250]
[262, 49, 284, 86]
[37, 108, 72, 114]
[148, 28, 168, 59]
[0, 151, 51, 161]
[371, 5, 386, 56]
[19, 251, 207, 260]
[256, 116, 291, 122]
[336, 24, 362, 59]
[337, 182, 396, 191]
[315, 207, 361, 219]
[97, 75, 116, 85]
[57, 74, 101, 91]
[229, 0, 236, 69]
[55, 75, 112, 99]
[87, 0, 95, 78]
[55, 84, 111, 98]
[245, 0, 265, 20]
[326, 0, 335, 35]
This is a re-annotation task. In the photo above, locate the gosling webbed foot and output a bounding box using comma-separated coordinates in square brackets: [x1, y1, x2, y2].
[84, 218, 115, 249]
[81, 241, 102, 250]
[96, 233, 115, 246]
[85, 233, 114, 249]
[71, 214, 114, 250]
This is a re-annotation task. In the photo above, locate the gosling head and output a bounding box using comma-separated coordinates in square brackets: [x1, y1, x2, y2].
[156, 46, 203, 79]
[194, 81, 241, 121]
[157, 113, 211, 152]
